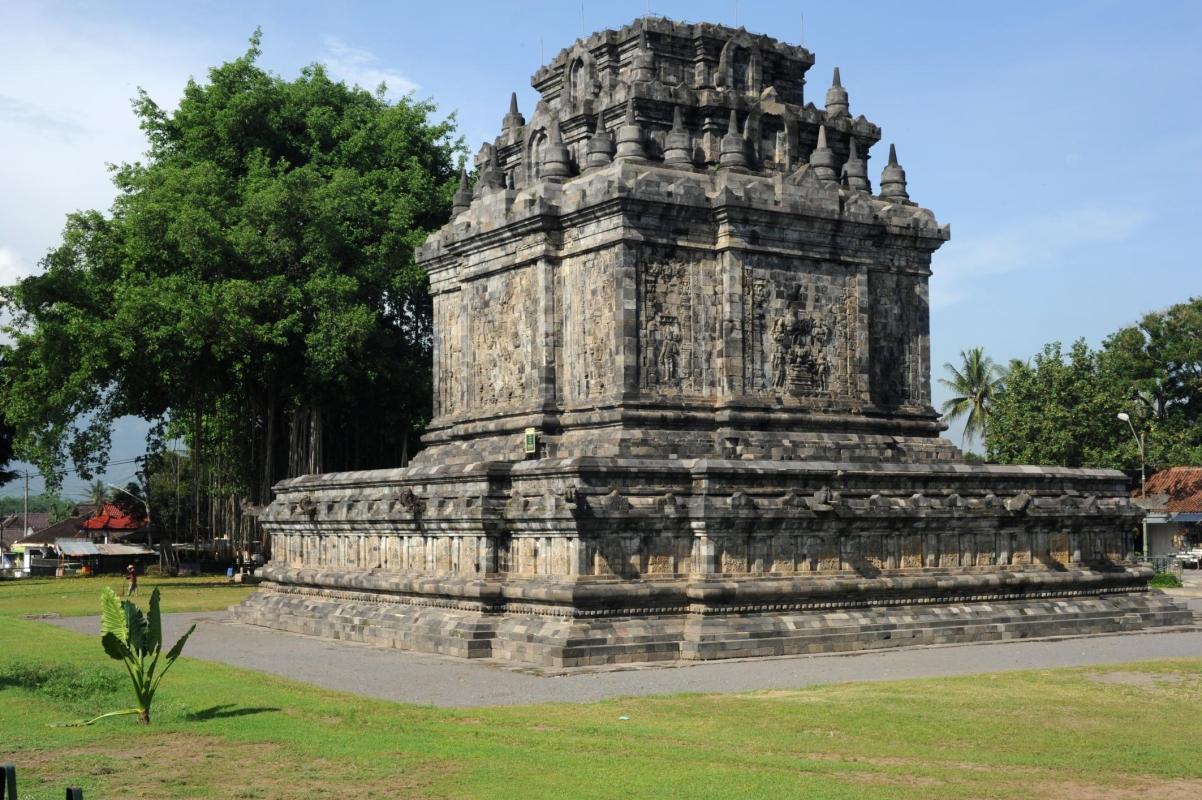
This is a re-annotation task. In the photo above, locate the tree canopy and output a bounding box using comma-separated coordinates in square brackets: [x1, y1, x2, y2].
[0, 32, 460, 504]
[986, 298, 1202, 470]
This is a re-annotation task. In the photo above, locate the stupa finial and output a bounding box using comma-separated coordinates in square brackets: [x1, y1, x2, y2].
[842, 136, 870, 192]
[825, 67, 849, 118]
[663, 106, 693, 167]
[718, 109, 747, 169]
[541, 118, 573, 180]
[475, 147, 505, 195]
[451, 166, 472, 215]
[615, 98, 646, 161]
[585, 109, 614, 169]
[502, 91, 525, 130]
[879, 142, 910, 202]
[809, 124, 837, 183]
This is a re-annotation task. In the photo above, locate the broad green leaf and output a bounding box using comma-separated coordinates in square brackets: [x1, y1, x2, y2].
[101, 631, 132, 662]
[99, 587, 128, 645]
[147, 588, 163, 652]
[164, 624, 196, 664]
[125, 600, 148, 655]
[152, 623, 196, 695]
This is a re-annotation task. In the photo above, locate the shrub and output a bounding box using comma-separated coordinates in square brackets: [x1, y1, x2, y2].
[1150, 572, 1183, 589]
[0, 660, 123, 708]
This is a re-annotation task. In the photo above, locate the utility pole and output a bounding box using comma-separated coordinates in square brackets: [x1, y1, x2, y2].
[22, 470, 29, 540]
[1117, 412, 1149, 558]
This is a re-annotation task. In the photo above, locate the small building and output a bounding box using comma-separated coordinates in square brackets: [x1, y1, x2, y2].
[11, 516, 90, 573]
[55, 539, 156, 574]
[1134, 467, 1202, 558]
[1, 512, 51, 551]
[11, 516, 89, 554]
[80, 502, 154, 544]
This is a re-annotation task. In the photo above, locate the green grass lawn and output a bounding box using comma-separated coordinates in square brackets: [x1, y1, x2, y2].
[2, 578, 1201, 799]
[0, 574, 254, 619]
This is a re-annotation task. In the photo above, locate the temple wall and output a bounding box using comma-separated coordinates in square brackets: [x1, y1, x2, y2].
[269, 520, 1133, 580]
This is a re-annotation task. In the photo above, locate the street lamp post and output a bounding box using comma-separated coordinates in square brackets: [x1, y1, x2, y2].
[1116, 412, 1147, 559]
[107, 484, 151, 526]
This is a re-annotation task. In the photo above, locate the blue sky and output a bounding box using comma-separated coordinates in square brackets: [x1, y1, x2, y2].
[1, 0, 1199, 497]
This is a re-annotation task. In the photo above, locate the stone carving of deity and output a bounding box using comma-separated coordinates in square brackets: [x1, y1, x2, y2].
[767, 303, 835, 395]
[658, 317, 682, 382]
[770, 311, 794, 388]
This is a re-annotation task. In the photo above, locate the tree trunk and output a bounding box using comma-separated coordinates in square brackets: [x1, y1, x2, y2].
[287, 404, 323, 477]
[260, 386, 277, 507]
[138, 708, 150, 725]
[192, 405, 202, 570]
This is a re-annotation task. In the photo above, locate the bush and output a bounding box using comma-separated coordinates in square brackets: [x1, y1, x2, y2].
[1150, 572, 1183, 589]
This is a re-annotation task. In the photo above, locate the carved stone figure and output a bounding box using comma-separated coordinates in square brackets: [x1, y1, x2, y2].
[657, 317, 682, 382]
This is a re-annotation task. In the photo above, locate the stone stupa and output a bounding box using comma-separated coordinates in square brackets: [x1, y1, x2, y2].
[234, 19, 1189, 667]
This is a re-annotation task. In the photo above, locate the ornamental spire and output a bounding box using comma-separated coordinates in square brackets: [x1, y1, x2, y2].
[475, 148, 505, 195]
[825, 67, 849, 118]
[502, 91, 525, 131]
[541, 118, 573, 179]
[718, 109, 747, 168]
[615, 98, 646, 161]
[878, 143, 910, 202]
[842, 137, 870, 192]
[663, 105, 693, 167]
[585, 109, 614, 169]
[451, 166, 472, 215]
[809, 124, 837, 183]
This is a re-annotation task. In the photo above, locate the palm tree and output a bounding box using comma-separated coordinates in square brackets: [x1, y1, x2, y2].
[994, 357, 1027, 387]
[87, 479, 110, 510]
[939, 347, 1003, 449]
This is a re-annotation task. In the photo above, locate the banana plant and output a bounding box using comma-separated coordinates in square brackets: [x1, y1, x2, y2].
[95, 586, 195, 725]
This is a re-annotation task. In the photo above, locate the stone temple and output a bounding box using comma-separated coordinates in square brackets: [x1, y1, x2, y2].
[234, 19, 1190, 666]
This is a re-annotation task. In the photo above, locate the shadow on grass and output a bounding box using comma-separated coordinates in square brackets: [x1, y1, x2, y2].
[185, 704, 281, 721]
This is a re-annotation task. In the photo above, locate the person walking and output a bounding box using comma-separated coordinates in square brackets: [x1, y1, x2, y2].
[124, 563, 138, 597]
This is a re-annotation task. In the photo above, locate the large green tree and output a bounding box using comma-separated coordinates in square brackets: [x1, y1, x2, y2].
[986, 298, 1202, 469]
[1, 32, 460, 504]
[1100, 297, 1202, 468]
[985, 341, 1127, 468]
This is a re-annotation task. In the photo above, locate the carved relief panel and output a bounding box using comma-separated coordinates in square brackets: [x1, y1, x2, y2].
[868, 271, 930, 406]
[433, 292, 463, 417]
[561, 254, 616, 402]
[638, 249, 722, 396]
[740, 259, 858, 399]
[466, 268, 538, 410]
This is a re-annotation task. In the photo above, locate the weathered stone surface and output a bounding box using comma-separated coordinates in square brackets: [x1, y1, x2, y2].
[234, 18, 1191, 667]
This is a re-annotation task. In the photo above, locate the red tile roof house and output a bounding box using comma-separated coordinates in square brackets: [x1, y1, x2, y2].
[1133, 467, 1202, 558]
[13, 504, 150, 552]
[80, 502, 149, 542]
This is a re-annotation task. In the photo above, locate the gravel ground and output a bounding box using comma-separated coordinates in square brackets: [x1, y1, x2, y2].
[43, 598, 1202, 708]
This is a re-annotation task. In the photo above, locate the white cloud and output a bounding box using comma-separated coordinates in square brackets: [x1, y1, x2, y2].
[0, 5, 206, 286]
[0, 94, 87, 140]
[0, 245, 35, 286]
[321, 36, 418, 99]
[931, 207, 1149, 308]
